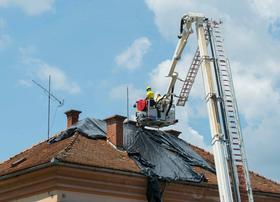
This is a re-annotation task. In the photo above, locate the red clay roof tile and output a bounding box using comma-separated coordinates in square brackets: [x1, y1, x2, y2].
[55, 134, 140, 173]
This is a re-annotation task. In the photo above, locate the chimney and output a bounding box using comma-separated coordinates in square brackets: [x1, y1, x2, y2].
[104, 115, 126, 148]
[164, 129, 181, 137]
[64, 109, 81, 128]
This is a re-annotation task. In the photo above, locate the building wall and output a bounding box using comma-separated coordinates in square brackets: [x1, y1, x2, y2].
[1, 166, 280, 202]
[11, 190, 145, 202]
[11, 191, 58, 202]
[57, 190, 145, 202]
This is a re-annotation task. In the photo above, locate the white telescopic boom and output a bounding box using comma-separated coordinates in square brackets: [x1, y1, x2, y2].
[196, 19, 233, 202]
[166, 19, 193, 97]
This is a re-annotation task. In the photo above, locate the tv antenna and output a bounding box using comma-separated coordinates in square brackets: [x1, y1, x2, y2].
[126, 86, 129, 121]
[32, 75, 64, 139]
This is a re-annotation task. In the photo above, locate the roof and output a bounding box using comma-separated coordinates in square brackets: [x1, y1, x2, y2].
[0, 118, 279, 195]
[0, 133, 139, 177]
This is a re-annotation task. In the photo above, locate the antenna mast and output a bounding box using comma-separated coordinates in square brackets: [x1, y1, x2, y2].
[48, 75, 51, 139]
[127, 86, 129, 121]
[32, 76, 64, 139]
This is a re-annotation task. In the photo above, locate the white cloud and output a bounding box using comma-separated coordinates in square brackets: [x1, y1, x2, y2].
[18, 79, 32, 87]
[36, 64, 81, 94]
[145, 0, 191, 39]
[115, 37, 151, 70]
[0, 18, 11, 49]
[0, 0, 55, 15]
[149, 59, 170, 92]
[0, 18, 6, 29]
[0, 33, 11, 49]
[144, 0, 280, 181]
[248, 0, 280, 20]
[233, 63, 280, 121]
[19, 47, 81, 94]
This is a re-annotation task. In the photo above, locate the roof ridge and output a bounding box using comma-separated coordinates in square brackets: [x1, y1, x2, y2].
[54, 133, 80, 162]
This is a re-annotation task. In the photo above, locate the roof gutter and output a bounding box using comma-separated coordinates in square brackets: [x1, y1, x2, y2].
[1, 160, 280, 199]
[0, 158, 144, 181]
[54, 160, 145, 178]
[0, 161, 53, 181]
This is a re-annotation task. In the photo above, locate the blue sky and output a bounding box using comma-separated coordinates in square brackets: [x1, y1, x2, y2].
[0, 0, 280, 183]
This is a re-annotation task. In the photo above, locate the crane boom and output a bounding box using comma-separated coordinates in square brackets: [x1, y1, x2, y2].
[162, 13, 254, 202]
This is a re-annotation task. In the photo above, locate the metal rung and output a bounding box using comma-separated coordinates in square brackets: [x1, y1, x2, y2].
[235, 159, 242, 162]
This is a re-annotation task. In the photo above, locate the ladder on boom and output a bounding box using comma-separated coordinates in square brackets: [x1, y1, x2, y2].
[211, 21, 254, 202]
[177, 28, 209, 107]
[177, 48, 200, 106]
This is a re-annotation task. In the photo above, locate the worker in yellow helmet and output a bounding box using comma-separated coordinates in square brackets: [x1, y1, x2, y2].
[146, 86, 154, 99]
[146, 86, 155, 106]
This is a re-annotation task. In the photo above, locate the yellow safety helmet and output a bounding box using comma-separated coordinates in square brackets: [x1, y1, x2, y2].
[146, 86, 151, 91]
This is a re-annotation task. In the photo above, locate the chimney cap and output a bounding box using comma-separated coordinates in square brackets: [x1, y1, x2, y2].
[104, 115, 126, 122]
[64, 109, 82, 115]
[164, 129, 181, 137]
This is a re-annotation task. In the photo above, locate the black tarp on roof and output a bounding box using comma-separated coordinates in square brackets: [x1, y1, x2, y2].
[123, 123, 215, 182]
[49, 118, 215, 202]
[49, 118, 106, 143]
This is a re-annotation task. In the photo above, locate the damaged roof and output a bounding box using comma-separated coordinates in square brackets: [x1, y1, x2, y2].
[0, 117, 280, 195]
[0, 133, 139, 177]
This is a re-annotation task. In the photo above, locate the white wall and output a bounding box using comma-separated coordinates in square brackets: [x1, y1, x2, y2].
[11, 190, 146, 202]
[12, 191, 58, 202]
[57, 191, 146, 202]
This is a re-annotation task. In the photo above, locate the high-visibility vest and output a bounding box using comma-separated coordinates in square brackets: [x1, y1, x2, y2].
[146, 90, 154, 100]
